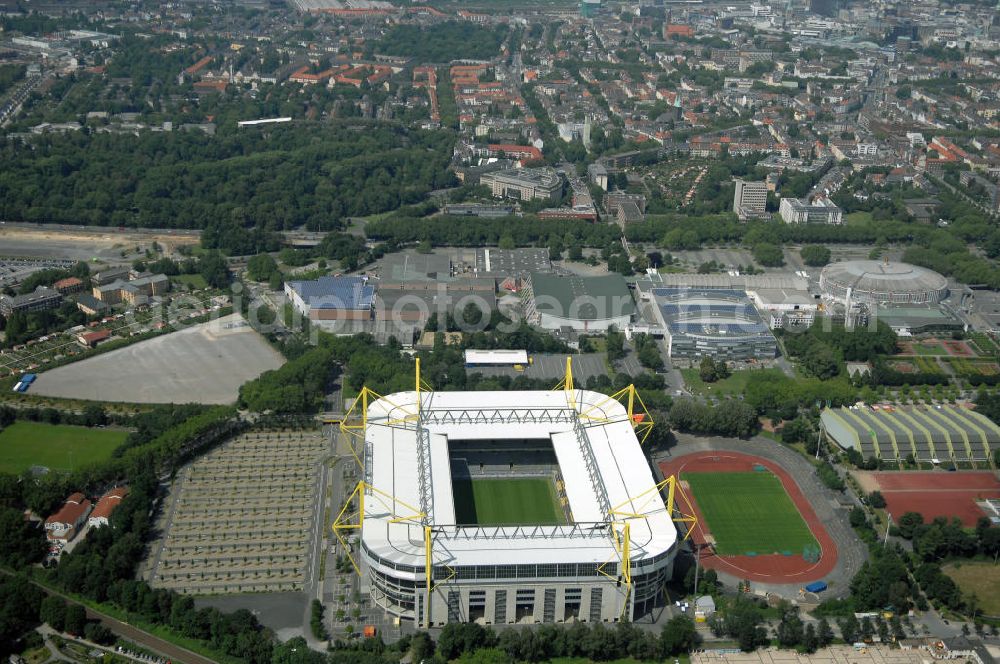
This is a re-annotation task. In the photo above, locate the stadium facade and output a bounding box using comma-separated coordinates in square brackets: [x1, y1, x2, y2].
[647, 287, 777, 359]
[335, 367, 686, 627]
[819, 260, 948, 306]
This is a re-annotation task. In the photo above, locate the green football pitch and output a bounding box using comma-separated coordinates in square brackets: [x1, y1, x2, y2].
[452, 477, 565, 525]
[684, 471, 817, 556]
[0, 421, 127, 474]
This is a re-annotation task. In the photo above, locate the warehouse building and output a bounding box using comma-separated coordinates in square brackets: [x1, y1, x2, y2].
[820, 404, 1000, 464]
[745, 288, 818, 330]
[648, 288, 777, 359]
[285, 275, 376, 322]
[522, 273, 635, 332]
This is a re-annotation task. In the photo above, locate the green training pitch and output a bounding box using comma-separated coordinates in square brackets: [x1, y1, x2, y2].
[452, 477, 565, 526]
[0, 421, 127, 474]
[684, 472, 817, 556]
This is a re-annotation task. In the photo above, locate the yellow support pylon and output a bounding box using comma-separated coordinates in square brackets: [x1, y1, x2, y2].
[331, 480, 425, 576]
[552, 356, 576, 410]
[597, 475, 698, 620]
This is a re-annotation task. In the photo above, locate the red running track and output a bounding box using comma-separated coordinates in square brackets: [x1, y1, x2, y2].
[659, 451, 837, 584]
[871, 471, 1000, 527]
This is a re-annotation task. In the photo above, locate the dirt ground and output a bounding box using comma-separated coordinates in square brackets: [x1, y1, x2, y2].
[0, 223, 200, 261]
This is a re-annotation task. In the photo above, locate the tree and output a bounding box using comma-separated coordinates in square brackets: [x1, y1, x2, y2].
[800, 343, 840, 380]
[410, 632, 435, 662]
[0, 506, 46, 567]
[802, 622, 818, 653]
[800, 245, 832, 267]
[838, 614, 860, 643]
[776, 604, 804, 648]
[82, 404, 107, 427]
[84, 622, 114, 645]
[781, 417, 812, 444]
[817, 617, 834, 647]
[198, 252, 230, 289]
[64, 604, 87, 636]
[246, 254, 279, 283]
[0, 576, 43, 657]
[752, 243, 785, 267]
[606, 326, 625, 362]
[869, 491, 887, 509]
[660, 615, 700, 656]
[40, 596, 67, 632]
[699, 356, 730, 383]
[436, 623, 497, 660]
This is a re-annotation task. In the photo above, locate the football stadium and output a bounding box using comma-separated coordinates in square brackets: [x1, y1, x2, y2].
[333, 360, 691, 627]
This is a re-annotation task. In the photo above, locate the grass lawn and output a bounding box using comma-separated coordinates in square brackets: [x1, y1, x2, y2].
[845, 211, 873, 225]
[913, 343, 947, 356]
[684, 471, 817, 556]
[943, 562, 1000, 617]
[171, 274, 208, 289]
[680, 367, 786, 397]
[0, 421, 127, 473]
[453, 477, 564, 525]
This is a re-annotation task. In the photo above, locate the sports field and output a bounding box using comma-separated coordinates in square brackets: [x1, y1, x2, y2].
[452, 478, 565, 525]
[0, 421, 128, 474]
[684, 472, 817, 556]
[944, 562, 1000, 617]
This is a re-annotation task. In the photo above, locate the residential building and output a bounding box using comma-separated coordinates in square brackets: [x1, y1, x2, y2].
[481, 167, 563, 202]
[93, 273, 170, 305]
[45, 492, 92, 545]
[89, 487, 129, 527]
[778, 197, 844, 224]
[93, 267, 131, 286]
[732, 179, 768, 220]
[53, 277, 85, 294]
[0, 287, 63, 316]
[77, 329, 111, 348]
[75, 294, 109, 316]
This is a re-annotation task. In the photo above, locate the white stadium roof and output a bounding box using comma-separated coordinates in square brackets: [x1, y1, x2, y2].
[361, 389, 677, 570]
[463, 349, 529, 365]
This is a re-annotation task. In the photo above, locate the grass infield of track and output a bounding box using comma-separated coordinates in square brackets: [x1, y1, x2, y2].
[452, 477, 565, 525]
[684, 471, 817, 556]
[0, 421, 127, 474]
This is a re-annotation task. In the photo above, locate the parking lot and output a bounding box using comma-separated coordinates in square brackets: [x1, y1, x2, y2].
[145, 430, 328, 595]
[29, 313, 284, 404]
[0, 257, 76, 288]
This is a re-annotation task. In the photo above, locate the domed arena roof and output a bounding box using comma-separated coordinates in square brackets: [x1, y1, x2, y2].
[819, 260, 948, 305]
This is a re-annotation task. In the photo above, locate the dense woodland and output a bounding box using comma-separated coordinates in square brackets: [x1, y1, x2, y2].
[0, 124, 455, 231]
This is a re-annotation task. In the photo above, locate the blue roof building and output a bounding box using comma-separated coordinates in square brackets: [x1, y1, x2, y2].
[285, 275, 376, 322]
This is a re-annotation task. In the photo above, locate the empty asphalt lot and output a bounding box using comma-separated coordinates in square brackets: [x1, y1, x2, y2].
[31, 314, 284, 404]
